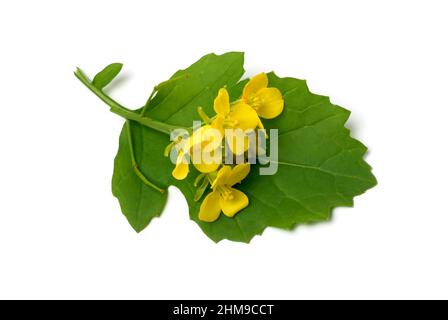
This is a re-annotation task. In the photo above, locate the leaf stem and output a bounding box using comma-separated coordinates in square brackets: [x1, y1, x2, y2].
[110, 106, 180, 135]
[74, 66, 176, 193]
[126, 121, 165, 193]
[74, 67, 127, 110]
[74, 67, 184, 135]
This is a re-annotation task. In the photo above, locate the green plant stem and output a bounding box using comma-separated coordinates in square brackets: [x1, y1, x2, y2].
[110, 106, 180, 135]
[74, 67, 172, 193]
[74, 67, 184, 135]
[126, 121, 165, 193]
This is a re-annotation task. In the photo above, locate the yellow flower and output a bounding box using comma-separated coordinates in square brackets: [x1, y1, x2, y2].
[212, 88, 259, 154]
[172, 148, 190, 180]
[242, 73, 284, 122]
[212, 88, 259, 133]
[198, 163, 250, 222]
[172, 125, 222, 180]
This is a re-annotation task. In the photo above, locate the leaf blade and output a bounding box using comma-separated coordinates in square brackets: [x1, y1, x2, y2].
[92, 63, 123, 90]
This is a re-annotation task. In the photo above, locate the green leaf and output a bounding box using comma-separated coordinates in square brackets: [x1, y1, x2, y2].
[112, 52, 245, 232]
[111, 52, 377, 242]
[92, 63, 123, 90]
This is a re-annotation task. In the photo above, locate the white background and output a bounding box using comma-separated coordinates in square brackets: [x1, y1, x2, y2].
[0, 0, 447, 300]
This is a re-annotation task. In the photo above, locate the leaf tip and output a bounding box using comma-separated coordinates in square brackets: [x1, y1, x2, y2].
[92, 62, 124, 90]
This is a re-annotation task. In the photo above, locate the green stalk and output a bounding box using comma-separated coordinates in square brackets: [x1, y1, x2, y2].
[74, 67, 183, 135]
[126, 121, 164, 193]
[74, 67, 175, 193]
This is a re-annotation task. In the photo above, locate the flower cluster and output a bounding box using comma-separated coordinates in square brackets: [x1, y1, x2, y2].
[167, 73, 284, 222]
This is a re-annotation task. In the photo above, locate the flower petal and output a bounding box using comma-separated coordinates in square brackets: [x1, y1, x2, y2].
[191, 125, 208, 147]
[213, 88, 230, 116]
[193, 157, 221, 173]
[220, 188, 249, 218]
[172, 152, 189, 180]
[229, 102, 259, 130]
[199, 190, 222, 222]
[211, 166, 231, 189]
[190, 127, 223, 173]
[253, 87, 284, 119]
[201, 125, 223, 147]
[226, 163, 250, 187]
[211, 115, 225, 136]
[243, 73, 268, 99]
[225, 130, 250, 155]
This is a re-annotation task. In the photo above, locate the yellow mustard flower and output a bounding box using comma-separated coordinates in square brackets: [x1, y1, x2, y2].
[198, 163, 250, 222]
[212, 88, 259, 155]
[212, 88, 259, 133]
[172, 125, 222, 180]
[242, 73, 284, 125]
